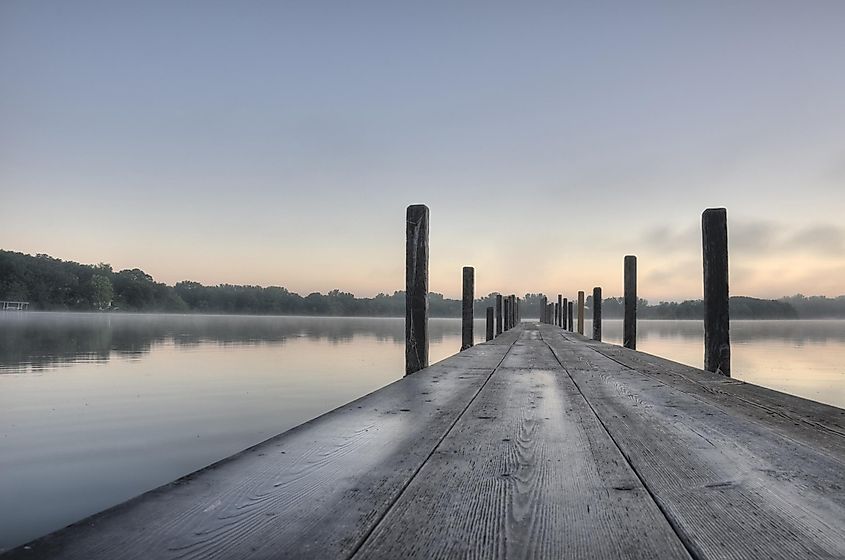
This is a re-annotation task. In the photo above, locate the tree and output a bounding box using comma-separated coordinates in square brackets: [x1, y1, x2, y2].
[89, 274, 114, 310]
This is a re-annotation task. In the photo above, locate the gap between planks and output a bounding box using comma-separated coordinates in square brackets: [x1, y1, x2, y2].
[346, 330, 523, 559]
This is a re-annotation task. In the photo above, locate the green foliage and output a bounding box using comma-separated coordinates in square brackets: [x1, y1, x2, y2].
[89, 274, 114, 310]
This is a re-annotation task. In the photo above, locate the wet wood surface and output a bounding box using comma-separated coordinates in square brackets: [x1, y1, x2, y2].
[6, 324, 844, 559]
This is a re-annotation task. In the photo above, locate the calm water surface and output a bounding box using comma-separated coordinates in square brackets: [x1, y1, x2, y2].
[1, 312, 844, 550]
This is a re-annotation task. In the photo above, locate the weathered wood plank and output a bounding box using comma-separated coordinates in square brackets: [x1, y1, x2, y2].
[354, 329, 692, 560]
[542, 326, 845, 560]
[575, 334, 845, 455]
[4, 332, 522, 560]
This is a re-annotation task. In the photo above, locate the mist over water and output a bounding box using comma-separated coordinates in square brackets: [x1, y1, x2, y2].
[1, 312, 844, 551]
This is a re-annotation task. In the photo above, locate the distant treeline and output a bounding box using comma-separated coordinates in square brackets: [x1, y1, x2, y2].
[2, 249, 844, 319]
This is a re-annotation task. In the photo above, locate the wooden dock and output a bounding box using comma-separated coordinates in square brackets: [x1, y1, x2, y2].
[6, 323, 845, 559]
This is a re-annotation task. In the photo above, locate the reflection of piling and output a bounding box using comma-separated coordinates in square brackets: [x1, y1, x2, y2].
[405, 205, 429, 375]
[703, 208, 731, 376]
[461, 267, 474, 351]
[624, 256, 637, 350]
[592, 287, 602, 341]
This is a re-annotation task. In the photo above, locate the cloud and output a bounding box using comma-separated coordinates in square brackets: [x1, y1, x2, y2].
[785, 225, 845, 254]
[639, 221, 845, 256]
[640, 225, 699, 253]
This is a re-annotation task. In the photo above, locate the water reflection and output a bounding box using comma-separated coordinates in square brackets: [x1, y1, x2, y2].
[0, 313, 483, 373]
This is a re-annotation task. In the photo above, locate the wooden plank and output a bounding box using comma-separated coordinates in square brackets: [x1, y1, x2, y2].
[5, 331, 523, 560]
[354, 328, 692, 560]
[572, 333, 845, 455]
[542, 325, 845, 560]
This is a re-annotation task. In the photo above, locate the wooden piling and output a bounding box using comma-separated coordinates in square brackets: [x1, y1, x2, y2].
[703, 208, 731, 376]
[568, 301, 574, 331]
[555, 294, 563, 327]
[461, 267, 474, 351]
[562, 297, 568, 330]
[485, 306, 494, 341]
[405, 204, 429, 375]
[554, 302, 559, 327]
[577, 291, 585, 335]
[509, 295, 515, 328]
[496, 294, 503, 336]
[624, 255, 637, 350]
[504, 297, 511, 331]
[592, 287, 602, 341]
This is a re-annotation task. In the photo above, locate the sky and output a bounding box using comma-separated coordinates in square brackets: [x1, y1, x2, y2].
[1, 1, 844, 302]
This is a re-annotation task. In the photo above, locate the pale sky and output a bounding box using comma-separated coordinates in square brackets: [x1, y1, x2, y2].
[2, 1, 844, 301]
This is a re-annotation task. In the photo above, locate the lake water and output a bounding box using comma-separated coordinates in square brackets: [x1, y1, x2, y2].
[1, 312, 844, 551]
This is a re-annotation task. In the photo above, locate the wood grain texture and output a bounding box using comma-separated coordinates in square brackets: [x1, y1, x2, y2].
[623, 255, 637, 350]
[405, 204, 429, 374]
[577, 334, 845, 456]
[354, 329, 691, 560]
[4, 332, 521, 560]
[544, 326, 845, 560]
[702, 207, 730, 376]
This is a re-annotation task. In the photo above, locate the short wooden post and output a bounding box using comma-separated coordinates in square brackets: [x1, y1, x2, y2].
[507, 295, 512, 328]
[555, 294, 563, 327]
[504, 297, 511, 331]
[624, 255, 637, 350]
[461, 266, 474, 350]
[486, 306, 494, 341]
[592, 287, 602, 341]
[496, 294, 503, 336]
[567, 301, 574, 331]
[577, 291, 585, 335]
[406, 204, 429, 375]
[562, 297, 568, 330]
[540, 296, 546, 322]
[703, 208, 731, 376]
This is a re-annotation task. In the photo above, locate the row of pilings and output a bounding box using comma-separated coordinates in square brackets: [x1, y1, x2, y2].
[405, 204, 731, 378]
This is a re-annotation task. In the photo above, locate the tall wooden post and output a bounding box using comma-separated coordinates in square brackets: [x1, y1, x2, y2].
[486, 306, 494, 341]
[406, 204, 429, 375]
[511, 295, 516, 327]
[461, 266, 474, 351]
[703, 208, 731, 376]
[592, 287, 602, 341]
[496, 294, 503, 336]
[568, 301, 574, 332]
[624, 255, 637, 350]
[577, 291, 585, 335]
[554, 302, 559, 327]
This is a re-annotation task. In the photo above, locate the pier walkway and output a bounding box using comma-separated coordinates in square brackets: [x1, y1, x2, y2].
[7, 323, 845, 559]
